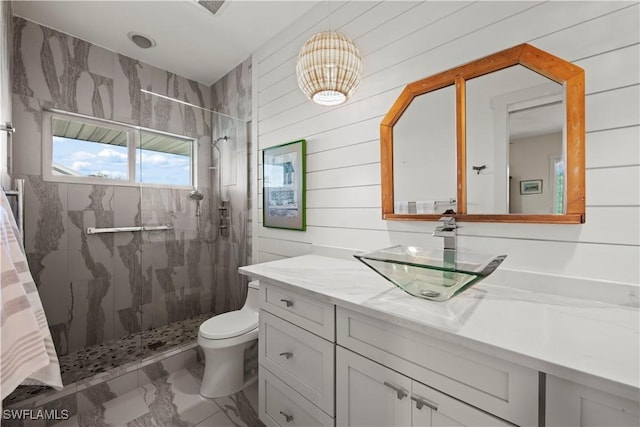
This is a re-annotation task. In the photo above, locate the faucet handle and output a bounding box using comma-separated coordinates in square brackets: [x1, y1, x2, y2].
[437, 217, 459, 229]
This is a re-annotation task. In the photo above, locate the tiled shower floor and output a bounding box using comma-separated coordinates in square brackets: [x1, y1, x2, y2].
[3, 313, 212, 408]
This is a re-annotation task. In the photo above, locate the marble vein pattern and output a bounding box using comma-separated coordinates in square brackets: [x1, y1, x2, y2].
[11, 17, 34, 98]
[213, 386, 262, 427]
[115, 198, 147, 335]
[28, 175, 65, 253]
[211, 57, 251, 122]
[67, 209, 114, 348]
[117, 54, 147, 125]
[53, 370, 261, 427]
[13, 17, 114, 119]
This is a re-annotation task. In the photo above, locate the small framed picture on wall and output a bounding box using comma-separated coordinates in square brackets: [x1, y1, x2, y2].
[262, 139, 306, 231]
[520, 179, 543, 195]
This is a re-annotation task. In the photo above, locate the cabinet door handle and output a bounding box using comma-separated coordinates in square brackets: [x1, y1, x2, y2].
[383, 381, 408, 400]
[279, 351, 293, 359]
[411, 395, 438, 411]
[279, 411, 294, 423]
[279, 298, 294, 307]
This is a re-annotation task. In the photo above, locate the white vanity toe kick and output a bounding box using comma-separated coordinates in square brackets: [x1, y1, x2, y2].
[240, 254, 640, 398]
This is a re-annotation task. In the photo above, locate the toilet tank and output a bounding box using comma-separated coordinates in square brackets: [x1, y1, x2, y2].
[243, 281, 260, 312]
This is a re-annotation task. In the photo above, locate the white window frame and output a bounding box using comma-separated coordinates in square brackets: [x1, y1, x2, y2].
[42, 110, 197, 189]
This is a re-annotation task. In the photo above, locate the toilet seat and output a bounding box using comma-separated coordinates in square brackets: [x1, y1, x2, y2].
[199, 309, 258, 340]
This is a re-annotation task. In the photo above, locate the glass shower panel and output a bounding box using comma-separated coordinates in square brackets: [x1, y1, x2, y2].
[210, 112, 250, 314]
[138, 93, 215, 360]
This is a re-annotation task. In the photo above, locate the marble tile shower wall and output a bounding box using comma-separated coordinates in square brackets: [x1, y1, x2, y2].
[210, 57, 252, 313]
[10, 17, 243, 357]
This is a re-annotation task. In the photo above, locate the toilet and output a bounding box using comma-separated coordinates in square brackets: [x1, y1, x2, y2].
[198, 281, 260, 398]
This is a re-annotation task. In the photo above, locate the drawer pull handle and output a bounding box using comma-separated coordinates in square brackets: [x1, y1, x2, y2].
[279, 411, 294, 423]
[411, 395, 438, 411]
[279, 351, 293, 359]
[279, 298, 294, 307]
[383, 381, 408, 400]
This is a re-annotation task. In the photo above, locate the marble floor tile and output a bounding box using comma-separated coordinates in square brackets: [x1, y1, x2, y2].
[142, 369, 221, 426]
[51, 415, 80, 427]
[213, 382, 263, 427]
[127, 412, 159, 427]
[89, 388, 150, 427]
[51, 369, 262, 427]
[185, 360, 205, 385]
[194, 411, 238, 427]
[52, 388, 150, 427]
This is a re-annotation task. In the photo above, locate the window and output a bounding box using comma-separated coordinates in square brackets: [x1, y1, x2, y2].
[43, 111, 196, 188]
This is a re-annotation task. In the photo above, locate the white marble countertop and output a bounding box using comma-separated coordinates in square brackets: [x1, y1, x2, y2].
[240, 254, 640, 400]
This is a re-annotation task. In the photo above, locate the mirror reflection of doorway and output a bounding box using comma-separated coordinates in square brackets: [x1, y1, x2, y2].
[508, 101, 563, 214]
[466, 65, 565, 215]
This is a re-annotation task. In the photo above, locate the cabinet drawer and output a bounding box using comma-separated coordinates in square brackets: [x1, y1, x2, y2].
[259, 367, 334, 427]
[337, 307, 539, 427]
[260, 310, 335, 415]
[261, 282, 335, 341]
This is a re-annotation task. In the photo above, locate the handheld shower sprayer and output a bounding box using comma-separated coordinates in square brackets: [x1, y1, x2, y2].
[189, 190, 204, 216]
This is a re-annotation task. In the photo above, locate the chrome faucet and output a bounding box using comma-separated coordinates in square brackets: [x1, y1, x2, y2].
[433, 217, 458, 251]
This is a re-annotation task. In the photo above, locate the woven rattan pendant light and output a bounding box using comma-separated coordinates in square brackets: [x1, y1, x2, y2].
[296, 31, 363, 106]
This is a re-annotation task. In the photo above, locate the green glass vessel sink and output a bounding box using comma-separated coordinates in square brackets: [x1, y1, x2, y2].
[354, 245, 506, 302]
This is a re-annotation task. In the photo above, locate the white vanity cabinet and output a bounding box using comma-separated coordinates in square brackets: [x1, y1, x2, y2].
[337, 346, 513, 427]
[242, 254, 639, 427]
[546, 375, 640, 427]
[257, 282, 336, 427]
[336, 307, 540, 427]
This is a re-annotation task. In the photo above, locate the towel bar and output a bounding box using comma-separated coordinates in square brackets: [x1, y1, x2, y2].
[1, 122, 16, 134]
[87, 224, 173, 235]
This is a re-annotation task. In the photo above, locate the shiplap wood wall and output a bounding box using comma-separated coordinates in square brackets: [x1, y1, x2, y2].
[251, 1, 640, 285]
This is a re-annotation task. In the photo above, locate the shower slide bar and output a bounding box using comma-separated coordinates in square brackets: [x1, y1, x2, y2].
[87, 224, 173, 235]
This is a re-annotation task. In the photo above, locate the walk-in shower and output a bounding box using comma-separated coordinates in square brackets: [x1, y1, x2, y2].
[4, 88, 251, 411]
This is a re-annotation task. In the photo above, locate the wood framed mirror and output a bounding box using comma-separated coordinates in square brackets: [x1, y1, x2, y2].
[381, 43, 585, 223]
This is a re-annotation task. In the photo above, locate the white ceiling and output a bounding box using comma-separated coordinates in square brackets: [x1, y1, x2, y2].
[12, 0, 319, 86]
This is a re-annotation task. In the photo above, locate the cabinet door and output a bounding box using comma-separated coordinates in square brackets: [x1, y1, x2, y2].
[546, 376, 640, 427]
[411, 381, 512, 427]
[336, 347, 412, 427]
[259, 367, 334, 427]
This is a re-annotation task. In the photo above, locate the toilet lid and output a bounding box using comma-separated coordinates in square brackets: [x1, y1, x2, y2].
[199, 310, 258, 339]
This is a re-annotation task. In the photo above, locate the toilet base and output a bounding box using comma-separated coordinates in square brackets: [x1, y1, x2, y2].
[199, 341, 258, 398]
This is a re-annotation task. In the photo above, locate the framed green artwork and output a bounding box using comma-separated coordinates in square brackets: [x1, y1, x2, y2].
[262, 139, 306, 231]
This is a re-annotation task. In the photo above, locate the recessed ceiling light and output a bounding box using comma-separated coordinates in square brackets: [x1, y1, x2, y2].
[127, 32, 156, 49]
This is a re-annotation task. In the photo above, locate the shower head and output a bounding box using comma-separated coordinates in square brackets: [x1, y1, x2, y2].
[189, 190, 204, 217]
[213, 136, 228, 146]
[189, 190, 204, 201]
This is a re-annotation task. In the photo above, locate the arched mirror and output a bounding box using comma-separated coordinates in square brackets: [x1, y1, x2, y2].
[380, 43, 585, 223]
